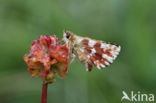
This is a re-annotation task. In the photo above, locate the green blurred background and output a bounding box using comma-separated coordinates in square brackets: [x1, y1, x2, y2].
[0, 0, 156, 103]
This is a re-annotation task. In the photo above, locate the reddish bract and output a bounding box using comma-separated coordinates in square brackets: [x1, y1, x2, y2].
[24, 35, 69, 83]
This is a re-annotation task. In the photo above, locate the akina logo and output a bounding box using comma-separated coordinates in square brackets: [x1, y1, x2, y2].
[121, 91, 154, 102]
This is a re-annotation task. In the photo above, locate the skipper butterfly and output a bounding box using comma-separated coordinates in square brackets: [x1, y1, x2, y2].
[63, 30, 121, 71]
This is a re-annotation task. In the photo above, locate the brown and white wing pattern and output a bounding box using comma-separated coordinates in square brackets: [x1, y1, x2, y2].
[74, 36, 121, 71]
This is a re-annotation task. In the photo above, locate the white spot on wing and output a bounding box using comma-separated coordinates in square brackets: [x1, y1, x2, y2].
[76, 38, 83, 44]
[87, 55, 90, 59]
[113, 55, 117, 59]
[102, 54, 113, 63]
[102, 43, 111, 48]
[80, 48, 85, 53]
[111, 45, 121, 59]
[105, 61, 110, 65]
[100, 64, 106, 68]
[91, 48, 96, 54]
[88, 40, 96, 47]
[101, 43, 106, 48]
[94, 60, 99, 65]
[97, 65, 101, 69]
[116, 46, 121, 52]
[93, 60, 101, 69]
[111, 45, 116, 49]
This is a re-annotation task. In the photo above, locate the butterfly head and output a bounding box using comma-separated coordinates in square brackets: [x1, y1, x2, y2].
[63, 30, 75, 42]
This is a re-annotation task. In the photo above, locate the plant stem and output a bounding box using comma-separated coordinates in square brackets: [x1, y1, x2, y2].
[42, 82, 48, 103]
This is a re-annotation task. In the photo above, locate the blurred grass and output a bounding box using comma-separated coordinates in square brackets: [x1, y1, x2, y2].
[0, 0, 156, 103]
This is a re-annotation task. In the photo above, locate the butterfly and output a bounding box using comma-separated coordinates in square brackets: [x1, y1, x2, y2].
[63, 30, 121, 71]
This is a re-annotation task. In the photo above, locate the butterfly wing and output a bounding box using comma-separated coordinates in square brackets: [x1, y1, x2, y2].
[74, 36, 121, 71]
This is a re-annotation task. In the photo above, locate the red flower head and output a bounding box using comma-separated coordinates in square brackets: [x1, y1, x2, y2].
[24, 35, 69, 84]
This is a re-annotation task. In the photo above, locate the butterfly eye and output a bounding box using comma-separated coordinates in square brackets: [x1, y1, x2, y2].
[66, 32, 71, 39]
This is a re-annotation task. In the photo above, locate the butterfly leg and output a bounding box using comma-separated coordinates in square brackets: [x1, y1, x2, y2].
[70, 54, 76, 64]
